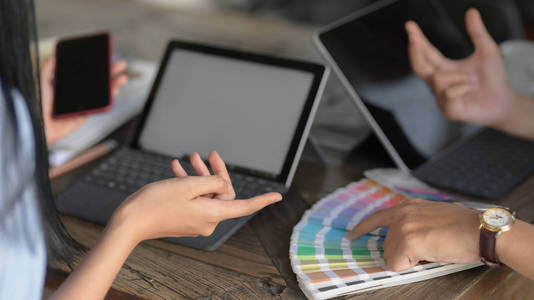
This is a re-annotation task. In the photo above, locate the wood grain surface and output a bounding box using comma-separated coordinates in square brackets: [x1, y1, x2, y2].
[43, 3, 534, 296]
[49, 161, 534, 300]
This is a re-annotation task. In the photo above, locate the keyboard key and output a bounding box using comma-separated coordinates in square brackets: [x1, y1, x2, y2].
[80, 147, 285, 199]
[415, 129, 534, 199]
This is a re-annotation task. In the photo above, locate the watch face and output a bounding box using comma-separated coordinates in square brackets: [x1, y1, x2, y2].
[483, 208, 513, 229]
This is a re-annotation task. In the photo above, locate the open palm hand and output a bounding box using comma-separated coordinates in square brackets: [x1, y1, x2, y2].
[406, 9, 518, 129]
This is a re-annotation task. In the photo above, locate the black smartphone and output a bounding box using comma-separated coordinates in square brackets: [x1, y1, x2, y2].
[53, 32, 113, 119]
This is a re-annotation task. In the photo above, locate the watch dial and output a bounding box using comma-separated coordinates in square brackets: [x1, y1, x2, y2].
[483, 209, 512, 228]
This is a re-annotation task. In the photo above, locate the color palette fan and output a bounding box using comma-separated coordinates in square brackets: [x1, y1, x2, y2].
[290, 179, 482, 299]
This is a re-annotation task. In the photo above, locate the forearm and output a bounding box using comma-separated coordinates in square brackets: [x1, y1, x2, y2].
[496, 220, 534, 280]
[499, 93, 534, 140]
[49, 217, 139, 300]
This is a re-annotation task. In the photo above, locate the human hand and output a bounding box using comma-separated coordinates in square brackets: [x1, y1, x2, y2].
[110, 151, 282, 242]
[42, 58, 129, 146]
[171, 151, 236, 200]
[345, 198, 480, 272]
[406, 9, 520, 132]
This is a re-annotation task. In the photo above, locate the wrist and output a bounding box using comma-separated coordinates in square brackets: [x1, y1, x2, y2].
[499, 92, 534, 140]
[495, 219, 523, 266]
[478, 207, 516, 265]
[107, 203, 144, 249]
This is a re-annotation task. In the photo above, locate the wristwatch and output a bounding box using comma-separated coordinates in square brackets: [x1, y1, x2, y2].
[479, 207, 516, 266]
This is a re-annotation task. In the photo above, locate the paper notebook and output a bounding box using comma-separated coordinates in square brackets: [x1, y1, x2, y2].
[290, 170, 484, 300]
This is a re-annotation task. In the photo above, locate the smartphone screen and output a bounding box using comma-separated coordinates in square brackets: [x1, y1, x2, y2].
[53, 32, 112, 117]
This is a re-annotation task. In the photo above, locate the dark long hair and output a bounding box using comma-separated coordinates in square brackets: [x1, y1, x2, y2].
[0, 0, 83, 265]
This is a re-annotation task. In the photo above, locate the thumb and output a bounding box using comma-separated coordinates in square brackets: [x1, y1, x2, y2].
[465, 8, 497, 54]
[405, 21, 447, 76]
[385, 251, 419, 272]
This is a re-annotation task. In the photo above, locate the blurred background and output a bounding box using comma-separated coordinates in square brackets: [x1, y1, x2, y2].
[36, 0, 534, 165]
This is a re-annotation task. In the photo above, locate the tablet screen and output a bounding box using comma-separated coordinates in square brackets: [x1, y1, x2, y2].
[138, 49, 315, 178]
[319, 0, 479, 169]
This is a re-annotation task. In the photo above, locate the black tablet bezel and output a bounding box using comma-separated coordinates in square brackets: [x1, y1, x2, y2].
[315, 0, 472, 171]
[132, 39, 327, 185]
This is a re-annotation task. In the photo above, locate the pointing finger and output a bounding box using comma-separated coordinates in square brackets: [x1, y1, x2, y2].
[212, 192, 282, 220]
[345, 206, 397, 240]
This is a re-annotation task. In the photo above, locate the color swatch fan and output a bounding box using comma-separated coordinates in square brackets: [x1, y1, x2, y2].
[290, 179, 482, 300]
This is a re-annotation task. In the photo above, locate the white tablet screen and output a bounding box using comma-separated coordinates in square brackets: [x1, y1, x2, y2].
[139, 49, 314, 176]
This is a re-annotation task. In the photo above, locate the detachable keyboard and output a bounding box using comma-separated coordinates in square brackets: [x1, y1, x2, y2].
[56, 146, 287, 251]
[82, 147, 284, 199]
[414, 129, 534, 199]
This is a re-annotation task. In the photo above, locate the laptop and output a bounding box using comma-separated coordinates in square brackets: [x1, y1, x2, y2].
[315, 0, 534, 199]
[56, 40, 329, 250]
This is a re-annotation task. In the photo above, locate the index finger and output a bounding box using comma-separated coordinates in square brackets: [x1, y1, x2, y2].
[345, 206, 397, 240]
[212, 192, 282, 220]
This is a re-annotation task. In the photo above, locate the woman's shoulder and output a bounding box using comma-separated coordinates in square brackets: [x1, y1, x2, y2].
[0, 79, 46, 300]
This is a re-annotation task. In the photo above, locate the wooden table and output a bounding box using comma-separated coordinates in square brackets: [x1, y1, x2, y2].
[40, 0, 534, 297]
[47, 150, 534, 299]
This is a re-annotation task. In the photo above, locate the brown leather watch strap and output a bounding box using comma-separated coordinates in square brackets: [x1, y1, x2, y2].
[480, 227, 499, 265]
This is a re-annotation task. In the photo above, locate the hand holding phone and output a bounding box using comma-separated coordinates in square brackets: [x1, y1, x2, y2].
[53, 32, 113, 118]
[43, 32, 128, 145]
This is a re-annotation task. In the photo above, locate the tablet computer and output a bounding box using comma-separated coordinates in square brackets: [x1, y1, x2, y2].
[314, 0, 534, 199]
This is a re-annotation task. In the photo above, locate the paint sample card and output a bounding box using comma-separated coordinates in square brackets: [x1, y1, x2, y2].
[290, 179, 482, 300]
